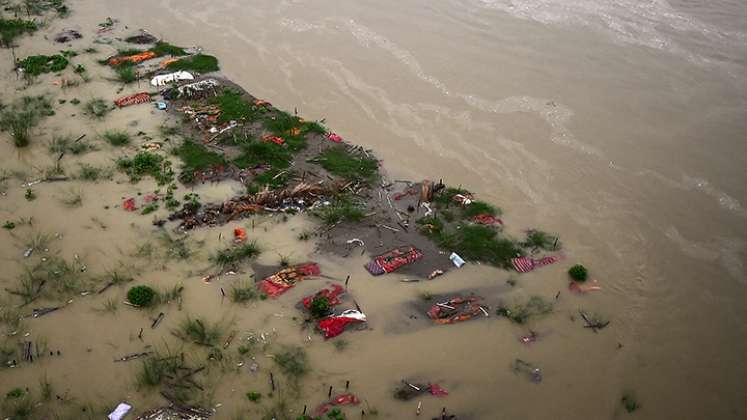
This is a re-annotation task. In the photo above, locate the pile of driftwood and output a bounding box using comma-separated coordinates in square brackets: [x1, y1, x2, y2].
[169, 182, 342, 229]
[135, 404, 212, 420]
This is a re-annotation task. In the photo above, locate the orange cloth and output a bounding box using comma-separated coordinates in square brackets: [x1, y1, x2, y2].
[108, 51, 157, 66]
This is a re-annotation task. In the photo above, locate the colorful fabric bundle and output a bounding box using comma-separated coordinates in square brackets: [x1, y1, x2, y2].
[472, 214, 503, 225]
[261, 135, 285, 145]
[365, 246, 423, 276]
[114, 92, 151, 107]
[326, 133, 343, 143]
[314, 393, 360, 416]
[427, 296, 485, 325]
[108, 51, 157, 66]
[259, 263, 321, 297]
[318, 310, 366, 338]
[301, 284, 345, 310]
[511, 256, 558, 273]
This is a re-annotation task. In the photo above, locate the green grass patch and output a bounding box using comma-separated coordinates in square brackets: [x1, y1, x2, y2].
[115, 64, 138, 83]
[522, 229, 559, 251]
[117, 151, 174, 184]
[314, 196, 365, 226]
[103, 130, 131, 146]
[166, 54, 219, 73]
[212, 241, 261, 268]
[462, 200, 499, 218]
[209, 89, 257, 123]
[418, 217, 522, 269]
[313, 146, 378, 182]
[152, 42, 188, 56]
[0, 18, 37, 47]
[174, 140, 226, 182]
[16, 54, 69, 76]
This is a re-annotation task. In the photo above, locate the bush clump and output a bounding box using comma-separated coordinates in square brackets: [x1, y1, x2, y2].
[568, 264, 588, 282]
[127, 285, 156, 307]
[16, 54, 69, 76]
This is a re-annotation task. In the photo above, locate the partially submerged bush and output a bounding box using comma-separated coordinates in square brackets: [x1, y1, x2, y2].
[115, 64, 138, 83]
[230, 283, 257, 303]
[177, 317, 222, 346]
[523, 230, 559, 251]
[568, 264, 588, 282]
[0, 18, 37, 47]
[309, 295, 331, 318]
[621, 391, 640, 413]
[84, 98, 111, 119]
[127, 285, 156, 307]
[117, 151, 174, 184]
[314, 196, 365, 226]
[496, 296, 553, 324]
[212, 242, 261, 268]
[0, 96, 53, 147]
[274, 346, 308, 380]
[103, 130, 131, 146]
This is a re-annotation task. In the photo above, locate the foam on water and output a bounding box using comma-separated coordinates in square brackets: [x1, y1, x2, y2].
[476, 0, 747, 66]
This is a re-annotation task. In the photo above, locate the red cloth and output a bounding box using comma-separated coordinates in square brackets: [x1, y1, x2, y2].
[233, 227, 247, 243]
[302, 284, 344, 309]
[511, 256, 558, 273]
[314, 393, 360, 416]
[365, 246, 423, 275]
[326, 133, 343, 143]
[472, 214, 503, 225]
[428, 384, 448, 396]
[318, 316, 363, 339]
[261, 135, 285, 145]
[123, 198, 137, 211]
[259, 263, 321, 297]
[114, 92, 150, 107]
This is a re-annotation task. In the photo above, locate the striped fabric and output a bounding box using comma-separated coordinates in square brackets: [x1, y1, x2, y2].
[511, 256, 558, 273]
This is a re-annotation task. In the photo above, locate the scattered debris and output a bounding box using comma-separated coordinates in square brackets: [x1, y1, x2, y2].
[427, 296, 486, 325]
[394, 381, 448, 400]
[53, 29, 82, 43]
[512, 358, 543, 383]
[108, 402, 132, 420]
[449, 252, 465, 268]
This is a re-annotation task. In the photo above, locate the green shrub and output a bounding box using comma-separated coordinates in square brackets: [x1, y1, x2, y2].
[568, 264, 588, 282]
[16, 54, 69, 76]
[0, 18, 37, 47]
[103, 130, 130, 146]
[152, 42, 188, 56]
[127, 285, 156, 306]
[84, 98, 111, 119]
[309, 295, 331, 318]
[246, 391, 261, 402]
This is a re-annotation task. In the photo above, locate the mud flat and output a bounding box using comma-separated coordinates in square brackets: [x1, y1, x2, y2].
[0, 3, 619, 420]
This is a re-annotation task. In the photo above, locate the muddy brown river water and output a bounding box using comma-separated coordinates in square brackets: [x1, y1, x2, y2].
[1, 0, 746, 419]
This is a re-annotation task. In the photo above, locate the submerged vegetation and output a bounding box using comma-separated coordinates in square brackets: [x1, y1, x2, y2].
[0, 17, 37, 47]
[117, 151, 174, 184]
[176, 317, 223, 346]
[496, 296, 553, 324]
[0, 95, 53, 147]
[212, 241, 261, 268]
[126, 285, 156, 307]
[16, 54, 68, 76]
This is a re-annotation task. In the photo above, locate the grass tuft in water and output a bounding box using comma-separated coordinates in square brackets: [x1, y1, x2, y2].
[0, 18, 37, 47]
[84, 98, 111, 119]
[59, 188, 83, 207]
[103, 130, 131, 146]
[496, 296, 553, 324]
[314, 196, 365, 226]
[212, 241, 260, 268]
[176, 317, 223, 346]
[0, 95, 53, 147]
[230, 282, 257, 303]
[273, 345, 309, 381]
